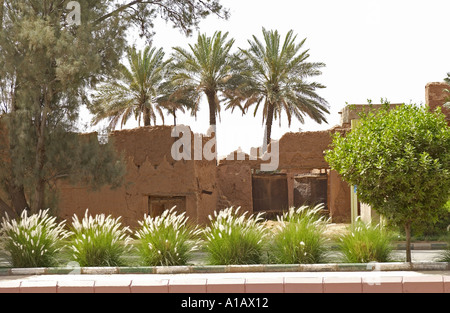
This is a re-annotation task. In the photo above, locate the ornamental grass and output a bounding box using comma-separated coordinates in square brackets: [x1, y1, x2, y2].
[203, 207, 268, 265]
[271, 204, 330, 264]
[0, 209, 69, 268]
[69, 210, 132, 267]
[338, 218, 394, 263]
[135, 207, 201, 266]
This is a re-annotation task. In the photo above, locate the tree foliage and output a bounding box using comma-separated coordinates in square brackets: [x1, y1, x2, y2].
[225, 28, 329, 147]
[325, 103, 450, 261]
[0, 0, 228, 215]
[170, 31, 236, 129]
[89, 45, 170, 129]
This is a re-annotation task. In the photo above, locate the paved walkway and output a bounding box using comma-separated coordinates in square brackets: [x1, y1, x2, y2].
[0, 249, 448, 293]
[0, 268, 449, 293]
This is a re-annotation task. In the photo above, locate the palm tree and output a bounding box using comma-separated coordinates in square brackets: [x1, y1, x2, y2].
[170, 31, 236, 133]
[90, 45, 170, 130]
[156, 80, 198, 126]
[226, 28, 329, 149]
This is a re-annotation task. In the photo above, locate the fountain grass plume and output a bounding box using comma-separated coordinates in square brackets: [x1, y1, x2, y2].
[0, 209, 69, 268]
[135, 207, 201, 266]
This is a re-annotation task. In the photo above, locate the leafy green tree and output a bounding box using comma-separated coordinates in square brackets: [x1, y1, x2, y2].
[90, 45, 170, 129]
[443, 73, 450, 109]
[0, 0, 229, 215]
[325, 104, 450, 262]
[226, 28, 329, 149]
[170, 31, 236, 131]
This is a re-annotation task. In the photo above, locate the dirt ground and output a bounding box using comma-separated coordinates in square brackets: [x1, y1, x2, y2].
[323, 223, 350, 239]
[263, 220, 350, 239]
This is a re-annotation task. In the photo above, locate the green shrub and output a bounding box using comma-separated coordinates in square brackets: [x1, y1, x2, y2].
[338, 219, 394, 263]
[326, 103, 450, 262]
[203, 207, 267, 265]
[135, 208, 201, 266]
[69, 210, 132, 267]
[0, 209, 69, 268]
[438, 247, 450, 262]
[271, 205, 329, 264]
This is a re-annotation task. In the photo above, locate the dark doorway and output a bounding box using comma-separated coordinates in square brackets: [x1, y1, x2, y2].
[293, 174, 328, 209]
[252, 173, 288, 214]
[148, 196, 186, 217]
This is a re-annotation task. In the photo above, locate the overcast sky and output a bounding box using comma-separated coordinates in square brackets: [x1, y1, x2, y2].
[81, 0, 450, 157]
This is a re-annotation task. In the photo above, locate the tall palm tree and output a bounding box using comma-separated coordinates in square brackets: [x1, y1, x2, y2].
[226, 28, 329, 149]
[170, 31, 236, 132]
[90, 45, 170, 130]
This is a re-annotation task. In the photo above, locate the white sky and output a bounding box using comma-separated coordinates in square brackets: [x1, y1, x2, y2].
[80, 0, 450, 157]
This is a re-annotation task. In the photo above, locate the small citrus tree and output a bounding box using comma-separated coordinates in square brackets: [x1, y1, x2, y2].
[325, 103, 450, 262]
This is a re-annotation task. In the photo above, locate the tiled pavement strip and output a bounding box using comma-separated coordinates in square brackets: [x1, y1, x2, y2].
[0, 248, 448, 293]
[0, 265, 449, 293]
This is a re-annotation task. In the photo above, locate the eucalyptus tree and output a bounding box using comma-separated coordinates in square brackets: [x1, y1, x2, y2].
[0, 0, 228, 215]
[227, 28, 329, 149]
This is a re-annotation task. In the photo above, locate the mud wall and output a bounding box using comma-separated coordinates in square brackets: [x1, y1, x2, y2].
[328, 170, 351, 223]
[57, 126, 217, 227]
[426, 82, 450, 125]
[278, 131, 333, 170]
[216, 162, 253, 212]
[216, 129, 352, 222]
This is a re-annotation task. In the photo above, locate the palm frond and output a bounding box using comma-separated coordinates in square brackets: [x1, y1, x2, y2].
[89, 44, 169, 128]
[226, 28, 329, 142]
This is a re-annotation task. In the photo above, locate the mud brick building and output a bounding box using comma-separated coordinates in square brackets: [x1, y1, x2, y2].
[2, 83, 449, 226]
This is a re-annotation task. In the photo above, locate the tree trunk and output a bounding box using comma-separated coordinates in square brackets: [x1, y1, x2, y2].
[206, 91, 217, 129]
[6, 180, 28, 216]
[143, 106, 151, 126]
[404, 222, 412, 263]
[4, 76, 29, 216]
[32, 97, 50, 213]
[0, 197, 16, 219]
[263, 104, 275, 152]
[33, 123, 47, 213]
[0, 0, 4, 30]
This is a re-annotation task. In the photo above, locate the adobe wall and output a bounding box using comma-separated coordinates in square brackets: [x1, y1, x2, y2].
[57, 126, 218, 227]
[216, 162, 253, 212]
[218, 130, 335, 170]
[426, 82, 450, 124]
[278, 131, 333, 170]
[328, 170, 351, 223]
[216, 129, 352, 222]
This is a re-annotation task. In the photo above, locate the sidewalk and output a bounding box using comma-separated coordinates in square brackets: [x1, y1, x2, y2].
[0, 270, 449, 293]
[0, 248, 448, 293]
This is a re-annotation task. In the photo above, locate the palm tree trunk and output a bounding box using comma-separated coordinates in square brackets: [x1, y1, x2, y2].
[264, 103, 275, 151]
[206, 91, 217, 128]
[143, 106, 151, 126]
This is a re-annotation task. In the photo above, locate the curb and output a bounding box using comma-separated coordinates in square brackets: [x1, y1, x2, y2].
[1, 262, 449, 276]
[393, 242, 448, 250]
